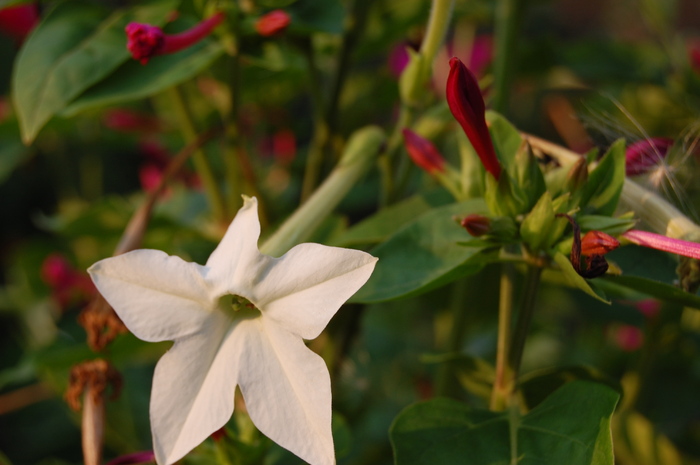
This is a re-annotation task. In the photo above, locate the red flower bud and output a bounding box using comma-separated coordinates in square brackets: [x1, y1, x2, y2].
[625, 137, 673, 176]
[0, 3, 39, 42]
[126, 12, 225, 64]
[461, 214, 490, 237]
[446, 57, 501, 180]
[580, 230, 620, 256]
[255, 10, 291, 37]
[402, 129, 446, 174]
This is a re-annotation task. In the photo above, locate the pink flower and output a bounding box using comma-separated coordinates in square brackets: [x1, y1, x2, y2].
[625, 138, 674, 176]
[621, 230, 700, 260]
[610, 325, 644, 352]
[446, 57, 501, 179]
[401, 129, 446, 174]
[0, 3, 38, 42]
[126, 12, 225, 64]
[41, 254, 95, 309]
[255, 10, 291, 37]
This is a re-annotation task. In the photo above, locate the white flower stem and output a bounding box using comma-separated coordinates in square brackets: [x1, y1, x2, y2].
[82, 388, 104, 465]
[261, 126, 385, 256]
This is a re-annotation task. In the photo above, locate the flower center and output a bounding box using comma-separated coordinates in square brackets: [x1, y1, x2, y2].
[219, 294, 261, 321]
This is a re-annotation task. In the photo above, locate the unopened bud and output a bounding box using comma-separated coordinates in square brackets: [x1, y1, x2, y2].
[461, 214, 490, 236]
[402, 128, 445, 174]
[566, 157, 588, 191]
[580, 230, 620, 256]
[255, 10, 291, 37]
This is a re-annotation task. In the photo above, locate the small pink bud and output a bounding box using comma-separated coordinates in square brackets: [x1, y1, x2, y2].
[105, 451, 155, 465]
[126, 12, 225, 64]
[103, 109, 162, 134]
[446, 57, 501, 179]
[255, 10, 291, 37]
[625, 137, 674, 176]
[461, 214, 491, 237]
[635, 299, 661, 319]
[580, 231, 620, 256]
[41, 254, 74, 288]
[273, 129, 296, 163]
[401, 129, 445, 174]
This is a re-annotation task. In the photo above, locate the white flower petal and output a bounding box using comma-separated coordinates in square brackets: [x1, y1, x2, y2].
[151, 313, 243, 465]
[88, 250, 214, 342]
[239, 318, 335, 465]
[251, 243, 377, 339]
[205, 196, 264, 297]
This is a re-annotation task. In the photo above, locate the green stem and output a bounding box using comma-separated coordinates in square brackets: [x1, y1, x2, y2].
[435, 279, 472, 398]
[492, 0, 523, 114]
[168, 86, 227, 223]
[490, 261, 515, 411]
[419, 0, 454, 76]
[507, 264, 542, 386]
[261, 126, 384, 256]
[300, 37, 330, 203]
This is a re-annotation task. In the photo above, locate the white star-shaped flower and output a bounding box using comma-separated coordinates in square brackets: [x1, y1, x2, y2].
[88, 197, 377, 465]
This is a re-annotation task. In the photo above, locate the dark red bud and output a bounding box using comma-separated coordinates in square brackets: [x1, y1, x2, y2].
[580, 230, 620, 256]
[402, 129, 446, 174]
[0, 3, 39, 42]
[446, 57, 501, 179]
[461, 214, 491, 237]
[255, 10, 291, 37]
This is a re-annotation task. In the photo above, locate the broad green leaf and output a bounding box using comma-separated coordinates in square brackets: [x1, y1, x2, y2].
[329, 190, 452, 247]
[351, 200, 495, 303]
[519, 365, 621, 410]
[391, 380, 619, 465]
[601, 275, 700, 310]
[12, 0, 178, 143]
[579, 139, 625, 215]
[63, 40, 223, 116]
[486, 110, 522, 174]
[552, 252, 609, 303]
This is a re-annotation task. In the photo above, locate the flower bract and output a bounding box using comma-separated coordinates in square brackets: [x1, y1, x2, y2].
[88, 196, 377, 465]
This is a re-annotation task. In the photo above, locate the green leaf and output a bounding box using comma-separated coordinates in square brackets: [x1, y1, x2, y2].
[577, 213, 637, 235]
[579, 139, 625, 215]
[329, 190, 452, 247]
[12, 0, 178, 143]
[421, 353, 494, 401]
[351, 200, 495, 303]
[486, 110, 522, 174]
[519, 365, 621, 410]
[391, 380, 619, 465]
[552, 252, 609, 303]
[601, 274, 700, 310]
[63, 40, 224, 116]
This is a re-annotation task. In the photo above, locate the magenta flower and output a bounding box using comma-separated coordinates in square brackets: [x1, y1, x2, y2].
[402, 129, 446, 174]
[126, 12, 225, 64]
[625, 137, 674, 176]
[446, 57, 501, 180]
[580, 230, 620, 256]
[255, 10, 291, 37]
[622, 230, 700, 259]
